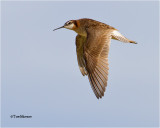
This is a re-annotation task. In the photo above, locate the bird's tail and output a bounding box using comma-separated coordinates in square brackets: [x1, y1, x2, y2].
[112, 30, 137, 44]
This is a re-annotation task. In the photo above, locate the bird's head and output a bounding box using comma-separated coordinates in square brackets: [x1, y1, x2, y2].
[53, 20, 78, 31]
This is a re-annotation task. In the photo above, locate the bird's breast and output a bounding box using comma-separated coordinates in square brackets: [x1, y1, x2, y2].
[74, 27, 87, 37]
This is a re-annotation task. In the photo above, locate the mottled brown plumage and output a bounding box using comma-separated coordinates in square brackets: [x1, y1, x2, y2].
[53, 18, 137, 99]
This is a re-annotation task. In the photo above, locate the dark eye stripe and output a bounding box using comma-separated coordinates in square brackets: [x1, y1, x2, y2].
[65, 21, 72, 26]
[67, 21, 72, 24]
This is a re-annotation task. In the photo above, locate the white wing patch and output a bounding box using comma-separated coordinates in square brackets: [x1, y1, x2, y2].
[112, 30, 130, 43]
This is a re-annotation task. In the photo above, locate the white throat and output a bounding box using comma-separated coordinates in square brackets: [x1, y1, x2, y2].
[65, 24, 74, 30]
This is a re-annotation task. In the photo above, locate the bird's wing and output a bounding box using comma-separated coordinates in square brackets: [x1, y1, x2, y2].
[84, 28, 113, 99]
[76, 34, 88, 76]
[112, 30, 137, 44]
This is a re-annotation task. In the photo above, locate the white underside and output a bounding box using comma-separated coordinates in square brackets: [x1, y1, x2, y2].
[112, 30, 129, 43]
[112, 30, 124, 38]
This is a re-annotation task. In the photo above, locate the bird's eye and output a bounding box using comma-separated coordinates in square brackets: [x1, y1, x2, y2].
[66, 21, 72, 25]
[68, 22, 71, 24]
[64, 21, 72, 26]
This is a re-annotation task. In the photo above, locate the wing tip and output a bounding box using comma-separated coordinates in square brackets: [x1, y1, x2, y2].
[129, 40, 137, 44]
[96, 94, 104, 99]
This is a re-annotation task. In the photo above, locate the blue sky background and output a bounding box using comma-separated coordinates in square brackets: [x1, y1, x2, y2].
[1, 1, 159, 127]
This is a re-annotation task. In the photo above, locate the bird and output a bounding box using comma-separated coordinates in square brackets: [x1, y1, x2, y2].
[53, 18, 137, 99]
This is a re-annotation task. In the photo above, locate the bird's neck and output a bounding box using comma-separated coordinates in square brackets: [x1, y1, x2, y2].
[73, 20, 87, 37]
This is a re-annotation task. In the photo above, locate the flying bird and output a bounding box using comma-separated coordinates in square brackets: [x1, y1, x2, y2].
[53, 18, 137, 99]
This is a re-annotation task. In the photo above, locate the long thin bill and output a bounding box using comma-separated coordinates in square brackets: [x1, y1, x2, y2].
[53, 26, 64, 31]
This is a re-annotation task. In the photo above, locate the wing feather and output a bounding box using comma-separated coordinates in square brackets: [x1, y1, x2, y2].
[84, 28, 113, 98]
[112, 30, 137, 44]
[76, 35, 88, 76]
[88, 74, 101, 99]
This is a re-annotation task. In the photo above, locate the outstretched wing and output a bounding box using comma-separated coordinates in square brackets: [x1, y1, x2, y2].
[76, 35, 88, 76]
[112, 30, 137, 44]
[84, 28, 113, 99]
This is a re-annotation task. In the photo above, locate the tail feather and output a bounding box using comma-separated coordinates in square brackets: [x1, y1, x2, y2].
[112, 30, 137, 44]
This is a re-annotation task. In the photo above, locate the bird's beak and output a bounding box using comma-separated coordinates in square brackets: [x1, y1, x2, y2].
[53, 26, 64, 31]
